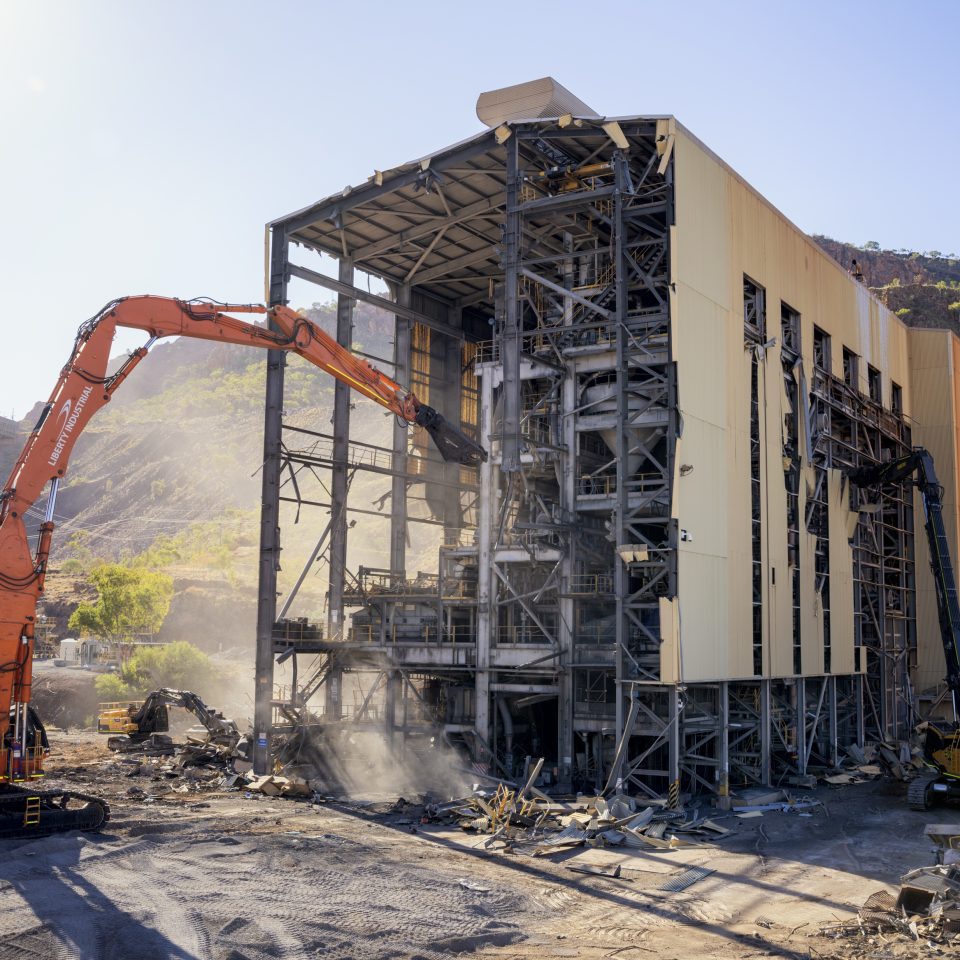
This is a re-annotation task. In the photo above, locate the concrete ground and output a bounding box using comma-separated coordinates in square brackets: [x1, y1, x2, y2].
[0, 733, 951, 960]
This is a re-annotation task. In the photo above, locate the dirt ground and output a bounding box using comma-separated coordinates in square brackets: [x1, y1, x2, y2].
[0, 732, 954, 960]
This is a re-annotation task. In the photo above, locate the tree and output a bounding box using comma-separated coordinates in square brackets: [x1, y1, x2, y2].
[68, 564, 174, 646]
[864, 240, 881, 251]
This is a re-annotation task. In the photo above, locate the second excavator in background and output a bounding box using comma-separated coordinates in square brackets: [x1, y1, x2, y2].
[97, 688, 241, 754]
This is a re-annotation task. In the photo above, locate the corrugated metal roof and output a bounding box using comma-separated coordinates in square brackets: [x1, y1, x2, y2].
[271, 116, 669, 310]
[271, 108, 889, 327]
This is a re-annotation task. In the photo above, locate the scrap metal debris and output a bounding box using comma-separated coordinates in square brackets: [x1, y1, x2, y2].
[423, 766, 736, 857]
[819, 863, 960, 947]
[457, 878, 491, 892]
[658, 865, 715, 893]
[565, 863, 623, 879]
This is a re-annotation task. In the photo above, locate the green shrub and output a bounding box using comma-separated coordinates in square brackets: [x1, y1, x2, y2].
[94, 641, 217, 700]
[95, 672, 130, 701]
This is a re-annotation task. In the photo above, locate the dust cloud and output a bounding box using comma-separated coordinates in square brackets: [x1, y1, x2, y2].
[279, 726, 474, 801]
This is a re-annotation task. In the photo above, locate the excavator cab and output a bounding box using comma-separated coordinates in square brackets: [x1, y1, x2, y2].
[910, 722, 960, 809]
[97, 698, 170, 741]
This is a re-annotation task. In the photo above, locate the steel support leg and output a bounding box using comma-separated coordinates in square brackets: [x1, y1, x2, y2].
[325, 257, 354, 719]
[501, 133, 521, 473]
[391, 286, 411, 576]
[718, 680, 731, 809]
[760, 679, 771, 786]
[474, 367, 494, 758]
[795, 678, 807, 776]
[668, 686, 681, 808]
[829, 675, 839, 768]
[253, 225, 288, 775]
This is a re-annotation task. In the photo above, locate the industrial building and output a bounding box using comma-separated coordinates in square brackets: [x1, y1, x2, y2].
[251, 79, 960, 803]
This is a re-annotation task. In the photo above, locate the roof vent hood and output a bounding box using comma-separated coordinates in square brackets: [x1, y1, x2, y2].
[476, 77, 599, 127]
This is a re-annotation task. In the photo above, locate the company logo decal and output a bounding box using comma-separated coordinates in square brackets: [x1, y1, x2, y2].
[48, 386, 94, 466]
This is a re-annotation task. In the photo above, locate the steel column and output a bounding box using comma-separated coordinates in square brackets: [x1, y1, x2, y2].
[760, 679, 772, 786]
[442, 309, 464, 539]
[718, 681, 731, 809]
[474, 366, 494, 757]
[557, 233, 576, 792]
[253, 225, 288, 775]
[391, 285, 411, 576]
[324, 258, 354, 720]
[795, 678, 807, 775]
[501, 133, 521, 473]
[613, 151, 630, 752]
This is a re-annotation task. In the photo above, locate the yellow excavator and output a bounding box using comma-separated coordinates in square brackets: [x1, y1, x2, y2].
[98, 688, 241, 753]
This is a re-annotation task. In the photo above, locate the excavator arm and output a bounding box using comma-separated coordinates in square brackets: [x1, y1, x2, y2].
[0, 296, 486, 785]
[849, 448, 960, 712]
[4, 295, 483, 518]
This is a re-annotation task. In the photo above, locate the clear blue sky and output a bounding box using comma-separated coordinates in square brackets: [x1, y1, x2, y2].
[1, 0, 957, 418]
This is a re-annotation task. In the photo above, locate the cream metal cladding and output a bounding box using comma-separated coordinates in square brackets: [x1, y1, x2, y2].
[664, 122, 912, 685]
[909, 328, 960, 697]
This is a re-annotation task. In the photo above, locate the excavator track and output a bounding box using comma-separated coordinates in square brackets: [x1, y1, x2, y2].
[0, 785, 110, 839]
[907, 774, 937, 811]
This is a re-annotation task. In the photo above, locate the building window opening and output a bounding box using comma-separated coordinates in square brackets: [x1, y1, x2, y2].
[744, 276, 765, 675]
[781, 303, 802, 674]
[780, 302, 801, 361]
[813, 326, 831, 373]
[842, 347, 859, 390]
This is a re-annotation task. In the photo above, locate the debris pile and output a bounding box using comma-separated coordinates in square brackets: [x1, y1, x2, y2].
[111, 729, 249, 762]
[103, 722, 253, 800]
[820, 865, 960, 947]
[425, 761, 738, 855]
[243, 774, 312, 798]
[750, 740, 929, 790]
[821, 740, 927, 786]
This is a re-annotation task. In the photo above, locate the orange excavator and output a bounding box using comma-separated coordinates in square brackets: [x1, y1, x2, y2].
[0, 296, 486, 837]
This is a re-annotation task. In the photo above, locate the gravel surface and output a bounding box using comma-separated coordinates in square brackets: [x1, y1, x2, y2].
[0, 732, 953, 960]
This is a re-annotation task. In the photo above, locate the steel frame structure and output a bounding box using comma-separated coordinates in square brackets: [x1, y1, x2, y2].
[253, 114, 916, 802]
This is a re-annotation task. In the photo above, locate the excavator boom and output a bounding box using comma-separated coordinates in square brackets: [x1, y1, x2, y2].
[0, 296, 486, 826]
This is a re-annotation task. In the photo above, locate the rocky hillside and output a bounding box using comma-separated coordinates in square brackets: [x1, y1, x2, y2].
[3, 300, 434, 656]
[814, 237, 960, 331]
